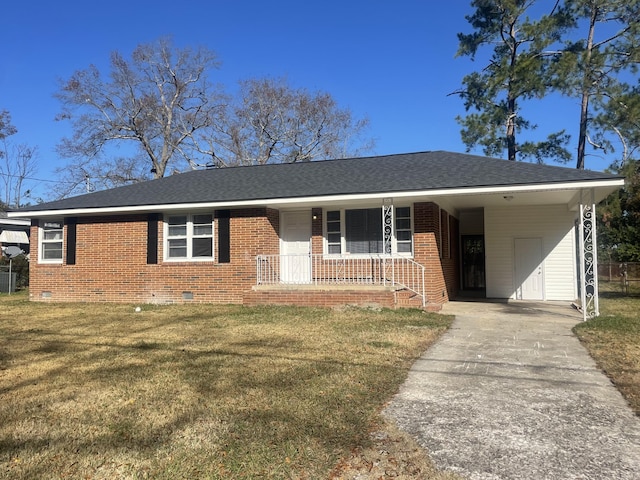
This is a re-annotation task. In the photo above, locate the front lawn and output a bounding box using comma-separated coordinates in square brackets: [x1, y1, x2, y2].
[0, 292, 452, 479]
[573, 293, 640, 415]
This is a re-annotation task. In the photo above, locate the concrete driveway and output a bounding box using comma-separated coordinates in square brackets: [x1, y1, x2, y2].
[384, 300, 640, 479]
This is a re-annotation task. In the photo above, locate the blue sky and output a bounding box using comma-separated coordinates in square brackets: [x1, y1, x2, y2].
[0, 0, 614, 200]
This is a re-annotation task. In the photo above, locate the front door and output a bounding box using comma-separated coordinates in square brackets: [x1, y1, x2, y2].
[281, 211, 311, 283]
[514, 237, 544, 300]
[461, 235, 486, 290]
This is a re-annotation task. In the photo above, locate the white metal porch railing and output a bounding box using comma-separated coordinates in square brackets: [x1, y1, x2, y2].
[256, 254, 426, 306]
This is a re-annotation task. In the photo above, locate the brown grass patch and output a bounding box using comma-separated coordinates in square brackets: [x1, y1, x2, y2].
[0, 291, 452, 479]
[574, 294, 640, 415]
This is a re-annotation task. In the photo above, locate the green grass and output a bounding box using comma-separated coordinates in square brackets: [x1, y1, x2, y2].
[573, 292, 640, 415]
[0, 291, 452, 479]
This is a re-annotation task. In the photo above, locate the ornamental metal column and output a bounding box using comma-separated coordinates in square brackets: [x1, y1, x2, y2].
[382, 199, 394, 287]
[578, 189, 599, 321]
[383, 199, 393, 255]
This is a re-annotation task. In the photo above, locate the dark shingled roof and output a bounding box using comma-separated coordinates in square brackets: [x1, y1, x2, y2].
[16, 151, 620, 213]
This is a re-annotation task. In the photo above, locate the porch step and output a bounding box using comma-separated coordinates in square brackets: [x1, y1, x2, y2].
[395, 289, 423, 307]
[423, 303, 443, 312]
[245, 285, 417, 310]
[394, 289, 442, 312]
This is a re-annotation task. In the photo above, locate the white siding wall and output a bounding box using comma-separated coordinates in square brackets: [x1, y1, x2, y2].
[459, 209, 484, 235]
[485, 205, 577, 301]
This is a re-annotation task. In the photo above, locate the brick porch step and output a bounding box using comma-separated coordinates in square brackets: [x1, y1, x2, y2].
[243, 285, 438, 311]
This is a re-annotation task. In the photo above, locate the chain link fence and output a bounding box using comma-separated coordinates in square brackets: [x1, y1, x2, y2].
[0, 255, 29, 293]
[599, 262, 640, 296]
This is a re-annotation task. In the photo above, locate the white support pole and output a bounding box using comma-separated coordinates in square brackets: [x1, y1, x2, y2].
[579, 188, 599, 320]
[592, 201, 600, 317]
[421, 266, 426, 307]
[579, 205, 587, 322]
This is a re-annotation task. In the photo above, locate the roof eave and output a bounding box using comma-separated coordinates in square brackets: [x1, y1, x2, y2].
[7, 178, 624, 218]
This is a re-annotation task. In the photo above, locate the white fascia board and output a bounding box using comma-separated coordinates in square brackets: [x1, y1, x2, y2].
[7, 178, 624, 218]
[392, 179, 624, 199]
[1, 216, 31, 226]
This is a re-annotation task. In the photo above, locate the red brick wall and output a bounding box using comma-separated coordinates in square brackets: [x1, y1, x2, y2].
[413, 202, 459, 305]
[243, 288, 397, 309]
[29, 208, 280, 304]
[311, 208, 323, 254]
[28, 203, 459, 307]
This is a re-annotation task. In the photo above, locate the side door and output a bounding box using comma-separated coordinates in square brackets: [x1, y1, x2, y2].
[514, 237, 544, 300]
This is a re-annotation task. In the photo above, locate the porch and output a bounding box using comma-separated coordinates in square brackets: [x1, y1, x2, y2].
[245, 254, 432, 310]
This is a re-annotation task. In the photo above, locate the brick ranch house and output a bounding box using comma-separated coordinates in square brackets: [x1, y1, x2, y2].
[9, 151, 623, 317]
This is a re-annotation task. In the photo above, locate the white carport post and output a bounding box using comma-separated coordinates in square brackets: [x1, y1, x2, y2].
[578, 189, 599, 321]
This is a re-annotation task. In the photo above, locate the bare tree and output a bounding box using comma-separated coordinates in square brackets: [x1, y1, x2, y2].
[0, 110, 39, 208]
[0, 110, 17, 144]
[172, 77, 373, 167]
[0, 144, 39, 207]
[54, 37, 226, 194]
[54, 40, 374, 196]
[0, 110, 17, 209]
[222, 78, 373, 165]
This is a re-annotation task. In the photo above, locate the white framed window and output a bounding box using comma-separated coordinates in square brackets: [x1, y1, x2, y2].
[324, 206, 412, 256]
[39, 220, 63, 263]
[164, 213, 214, 261]
[395, 207, 412, 254]
[345, 208, 383, 254]
[326, 210, 342, 254]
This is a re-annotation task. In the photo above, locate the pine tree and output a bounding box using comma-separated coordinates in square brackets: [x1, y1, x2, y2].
[453, 0, 573, 162]
[599, 159, 640, 262]
[551, 0, 640, 169]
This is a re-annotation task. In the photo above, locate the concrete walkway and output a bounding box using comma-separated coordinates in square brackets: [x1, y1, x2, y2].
[384, 300, 640, 479]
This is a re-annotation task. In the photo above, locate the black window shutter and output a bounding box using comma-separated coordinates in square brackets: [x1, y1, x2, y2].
[65, 217, 77, 265]
[147, 213, 160, 264]
[217, 210, 230, 263]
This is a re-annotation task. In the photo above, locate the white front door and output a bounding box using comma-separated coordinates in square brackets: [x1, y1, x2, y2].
[281, 211, 311, 283]
[514, 238, 544, 300]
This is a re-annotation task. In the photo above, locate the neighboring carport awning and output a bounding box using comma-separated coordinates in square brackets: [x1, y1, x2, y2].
[0, 230, 29, 244]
